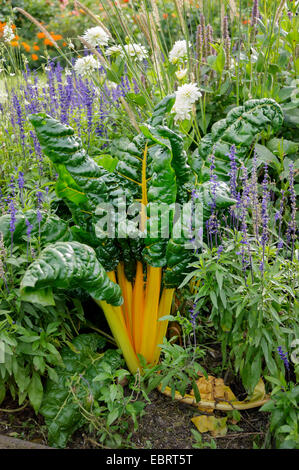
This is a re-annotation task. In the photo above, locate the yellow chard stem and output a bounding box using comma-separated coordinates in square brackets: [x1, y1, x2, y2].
[132, 261, 145, 353]
[153, 288, 175, 364]
[98, 271, 140, 374]
[106, 271, 117, 283]
[139, 265, 162, 363]
[117, 262, 133, 340]
[96, 299, 140, 375]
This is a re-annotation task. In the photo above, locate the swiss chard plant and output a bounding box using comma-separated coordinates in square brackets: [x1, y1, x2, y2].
[0, 95, 283, 376]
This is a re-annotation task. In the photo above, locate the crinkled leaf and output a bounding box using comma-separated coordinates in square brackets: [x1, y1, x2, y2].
[0, 211, 72, 247]
[29, 113, 122, 272]
[20, 241, 122, 306]
[192, 98, 283, 179]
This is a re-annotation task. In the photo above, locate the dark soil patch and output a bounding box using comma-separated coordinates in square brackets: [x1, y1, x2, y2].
[131, 390, 269, 449]
[0, 390, 270, 449]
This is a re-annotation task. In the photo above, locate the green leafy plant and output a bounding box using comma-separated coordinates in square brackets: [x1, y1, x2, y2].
[141, 338, 207, 401]
[184, 237, 298, 393]
[192, 98, 283, 179]
[0, 295, 83, 410]
[261, 375, 299, 449]
[40, 333, 146, 448]
[191, 429, 217, 449]
[9, 95, 241, 375]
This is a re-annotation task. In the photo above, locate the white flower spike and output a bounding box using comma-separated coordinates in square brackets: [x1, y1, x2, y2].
[3, 24, 15, 43]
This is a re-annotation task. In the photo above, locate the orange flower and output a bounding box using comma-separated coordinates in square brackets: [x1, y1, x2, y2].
[14, 34, 19, 40]
[62, 42, 67, 46]
[0, 22, 5, 37]
[242, 19, 250, 24]
[51, 34, 63, 41]
[163, 13, 168, 19]
[10, 40, 19, 47]
[31, 54, 39, 61]
[0, 21, 16, 34]
[21, 41, 31, 52]
[33, 44, 40, 50]
[44, 38, 54, 46]
[37, 32, 45, 39]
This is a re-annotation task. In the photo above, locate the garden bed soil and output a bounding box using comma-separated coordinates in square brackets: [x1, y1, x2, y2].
[0, 390, 269, 450]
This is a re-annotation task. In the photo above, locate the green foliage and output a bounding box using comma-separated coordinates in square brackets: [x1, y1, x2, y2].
[141, 338, 207, 401]
[261, 376, 299, 449]
[40, 333, 145, 448]
[185, 238, 299, 394]
[191, 429, 217, 449]
[0, 305, 67, 410]
[27, 101, 236, 291]
[0, 210, 72, 246]
[20, 241, 123, 307]
[191, 99, 284, 180]
[164, 180, 236, 287]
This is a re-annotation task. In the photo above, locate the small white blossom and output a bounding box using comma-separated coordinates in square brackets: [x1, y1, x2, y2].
[172, 100, 192, 121]
[3, 24, 15, 43]
[106, 43, 148, 61]
[74, 55, 99, 76]
[82, 26, 110, 47]
[175, 83, 201, 104]
[0, 91, 8, 103]
[175, 68, 188, 80]
[105, 45, 123, 56]
[172, 82, 202, 122]
[94, 88, 102, 97]
[169, 40, 190, 64]
[106, 81, 118, 90]
[123, 43, 148, 60]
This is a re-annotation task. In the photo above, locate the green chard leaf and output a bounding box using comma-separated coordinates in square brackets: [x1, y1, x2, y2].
[20, 241, 122, 306]
[0, 211, 72, 247]
[192, 98, 283, 179]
